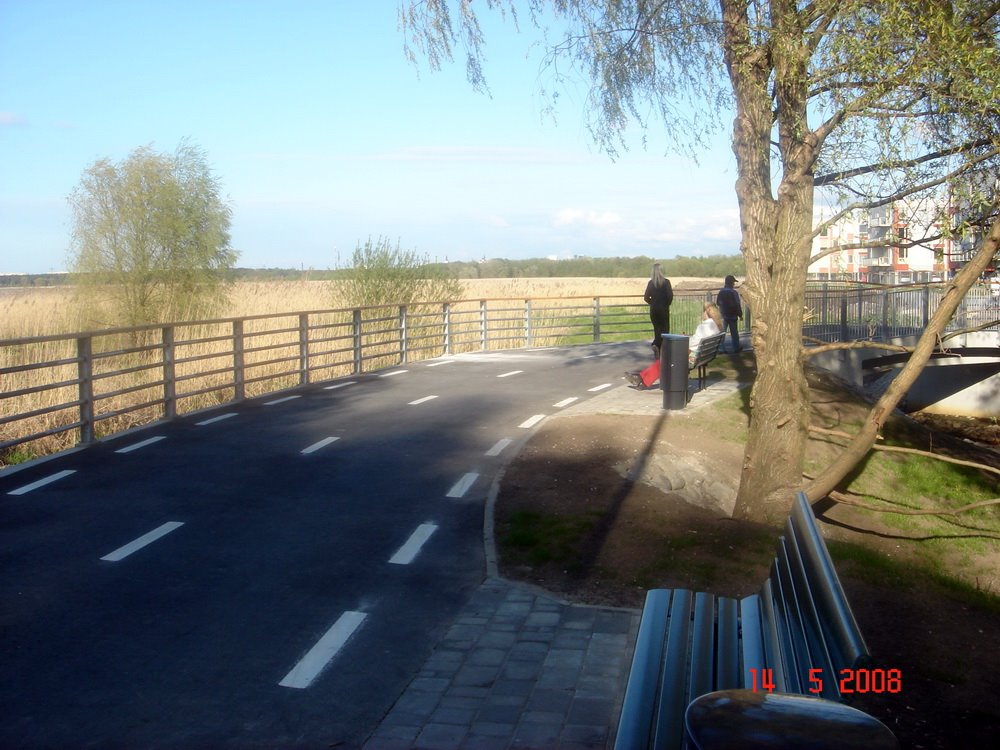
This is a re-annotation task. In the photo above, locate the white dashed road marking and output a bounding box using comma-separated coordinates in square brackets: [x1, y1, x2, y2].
[388, 523, 438, 565]
[264, 395, 300, 406]
[518, 414, 546, 429]
[8, 469, 76, 496]
[101, 522, 184, 562]
[408, 395, 438, 405]
[588, 383, 613, 392]
[497, 370, 523, 378]
[553, 397, 578, 408]
[301, 437, 340, 455]
[485, 439, 512, 457]
[279, 611, 368, 689]
[446, 472, 479, 498]
[324, 381, 357, 390]
[379, 370, 408, 378]
[115, 436, 167, 454]
[196, 413, 237, 426]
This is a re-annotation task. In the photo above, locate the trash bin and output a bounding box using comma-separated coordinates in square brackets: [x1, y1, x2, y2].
[660, 333, 689, 410]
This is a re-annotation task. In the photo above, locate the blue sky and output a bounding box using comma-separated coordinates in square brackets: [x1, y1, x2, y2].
[0, 1, 740, 274]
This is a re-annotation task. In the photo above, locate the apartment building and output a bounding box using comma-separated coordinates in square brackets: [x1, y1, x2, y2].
[810, 203, 952, 284]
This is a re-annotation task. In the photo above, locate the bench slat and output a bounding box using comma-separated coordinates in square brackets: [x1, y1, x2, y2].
[772, 539, 808, 694]
[615, 589, 673, 750]
[759, 578, 793, 693]
[738, 594, 764, 690]
[688, 592, 715, 700]
[715, 597, 740, 690]
[783, 513, 841, 700]
[789, 492, 871, 672]
[652, 589, 694, 750]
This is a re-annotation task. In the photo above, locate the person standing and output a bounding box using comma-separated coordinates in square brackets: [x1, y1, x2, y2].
[644, 263, 673, 357]
[716, 275, 743, 353]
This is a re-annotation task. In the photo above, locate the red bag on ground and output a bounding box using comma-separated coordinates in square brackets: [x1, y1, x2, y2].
[639, 359, 660, 388]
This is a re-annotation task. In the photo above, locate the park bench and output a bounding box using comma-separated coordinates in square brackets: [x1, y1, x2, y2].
[614, 492, 873, 750]
[688, 332, 726, 392]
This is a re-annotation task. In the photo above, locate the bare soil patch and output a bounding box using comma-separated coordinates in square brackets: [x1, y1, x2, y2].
[495, 381, 1000, 749]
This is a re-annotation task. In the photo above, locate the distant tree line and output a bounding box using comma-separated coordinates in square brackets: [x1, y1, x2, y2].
[425, 254, 744, 280]
[3, 254, 744, 289]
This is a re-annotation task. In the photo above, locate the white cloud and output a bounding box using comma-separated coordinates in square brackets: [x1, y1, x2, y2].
[0, 112, 27, 126]
[552, 208, 622, 228]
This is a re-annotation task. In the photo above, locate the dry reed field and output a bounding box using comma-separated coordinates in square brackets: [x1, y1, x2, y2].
[3, 277, 719, 466]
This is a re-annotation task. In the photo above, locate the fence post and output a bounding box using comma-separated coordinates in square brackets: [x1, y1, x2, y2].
[232, 320, 245, 401]
[77, 335, 94, 445]
[353, 309, 363, 373]
[524, 299, 532, 347]
[298, 313, 309, 386]
[162, 326, 176, 419]
[840, 297, 848, 342]
[821, 283, 829, 326]
[399, 305, 408, 365]
[880, 289, 890, 341]
[921, 285, 930, 329]
[442, 303, 452, 355]
[479, 300, 487, 351]
[593, 297, 601, 342]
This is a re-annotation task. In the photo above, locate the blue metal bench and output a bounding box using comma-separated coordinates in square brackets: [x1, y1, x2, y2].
[614, 492, 872, 750]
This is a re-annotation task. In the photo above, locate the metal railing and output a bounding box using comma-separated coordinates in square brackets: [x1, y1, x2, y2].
[4, 293, 701, 461]
[803, 281, 1000, 342]
[5, 281, 993, 465]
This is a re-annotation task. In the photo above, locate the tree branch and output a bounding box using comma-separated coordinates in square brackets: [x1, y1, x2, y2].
[804, 211, 1000, 502]
[808, 426, 1000, 479]
[810, 149, 1000, 242]
[815, 139, 997, 187]
[801, 340, 911, 358]
[825, 489, 1000, 518]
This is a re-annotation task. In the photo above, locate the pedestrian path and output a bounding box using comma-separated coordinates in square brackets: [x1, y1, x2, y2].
[363, 358, 752, 749]
[362, 579, 639, 750]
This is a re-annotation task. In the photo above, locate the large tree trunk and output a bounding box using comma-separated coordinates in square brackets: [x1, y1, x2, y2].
[735, 204, 813, 523]
[724, 0, 817, 524]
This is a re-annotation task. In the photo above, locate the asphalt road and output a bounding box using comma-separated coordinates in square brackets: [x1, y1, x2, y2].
[0, 342, 642, 749]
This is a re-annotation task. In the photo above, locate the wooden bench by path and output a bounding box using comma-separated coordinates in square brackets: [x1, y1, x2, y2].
[614, 492, 882, 750]
[687, 331, 725, 393]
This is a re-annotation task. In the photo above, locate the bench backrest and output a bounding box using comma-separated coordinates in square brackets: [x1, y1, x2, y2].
[614, 493, 870, 750]
[690, 332, 725, 367]
[744, 492, 871, 700]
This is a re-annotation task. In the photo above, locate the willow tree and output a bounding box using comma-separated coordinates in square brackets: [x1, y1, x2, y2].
[69, 141, 236, 328]
[402, 0, 1000, 523]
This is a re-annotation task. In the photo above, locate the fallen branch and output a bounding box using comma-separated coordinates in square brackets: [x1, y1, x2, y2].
[808, 425, 1000, 478]
[941, 319, 1000, 341]
[802, 340, 910, 358]
[801, 471, 1000, 516]
[827, 488, 1000, 516]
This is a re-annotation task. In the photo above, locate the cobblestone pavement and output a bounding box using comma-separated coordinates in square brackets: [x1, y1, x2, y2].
[362, 579, 638, 750]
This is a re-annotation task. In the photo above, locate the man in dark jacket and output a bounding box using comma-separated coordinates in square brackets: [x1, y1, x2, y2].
[716, 275, 743, 353]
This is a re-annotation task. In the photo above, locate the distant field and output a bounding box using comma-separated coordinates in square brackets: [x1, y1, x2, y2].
[0, 275, 724, 463]
[0, 276, 722, 340]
